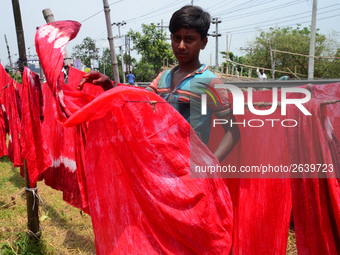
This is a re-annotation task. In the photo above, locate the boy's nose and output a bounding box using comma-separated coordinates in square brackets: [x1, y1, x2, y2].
[178, 40, 186, 50]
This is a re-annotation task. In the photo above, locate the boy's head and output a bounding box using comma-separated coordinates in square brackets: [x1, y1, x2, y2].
[169, 5, 211, 40]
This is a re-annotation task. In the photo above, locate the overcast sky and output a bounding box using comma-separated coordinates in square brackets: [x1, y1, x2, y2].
[1, 0, 340, 69]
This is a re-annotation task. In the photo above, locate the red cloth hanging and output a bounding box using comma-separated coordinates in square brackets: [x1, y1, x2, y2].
[36, 20, 234, 254]
[1, 79, 22, 167]
[207, 89, 292, 255]
[286, 84, 340, 255]
[20, 68, 51, 187]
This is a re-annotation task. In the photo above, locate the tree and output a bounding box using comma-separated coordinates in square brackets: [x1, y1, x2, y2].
[72, 37, 99, 69]
[243, 25, 333, 79]
[128, 24, 176, 81]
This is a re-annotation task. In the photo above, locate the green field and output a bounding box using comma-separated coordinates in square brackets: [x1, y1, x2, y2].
[0, 156, 95, 254]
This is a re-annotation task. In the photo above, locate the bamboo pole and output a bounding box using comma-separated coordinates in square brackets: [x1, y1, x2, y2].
[226, 59, 307, 76]
[11, 0, 40, 239]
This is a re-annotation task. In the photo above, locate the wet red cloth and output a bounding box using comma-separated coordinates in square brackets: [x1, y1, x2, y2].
[39, 80, 88, 212]
[208, 86, 340, 254]
[36, 20, 234, 254]
[0, 99, 8, 158]
[21, 68, 51, 187]
[287, 84, 340, 254]
[208, 89, 292, 254]
[0, 64, 9, 157]
[61, 86, 233, 254]
[1, 79, 22, 167]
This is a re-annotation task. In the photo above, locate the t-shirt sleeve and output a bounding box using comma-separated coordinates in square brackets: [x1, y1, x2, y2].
[145, 71, 165, 93]
[207, 77, 232, 118]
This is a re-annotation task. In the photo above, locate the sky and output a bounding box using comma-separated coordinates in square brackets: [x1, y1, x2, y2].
[1, 0, 340, 69]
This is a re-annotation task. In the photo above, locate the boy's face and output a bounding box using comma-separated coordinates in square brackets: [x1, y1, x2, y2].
[171, 28, 207, 65]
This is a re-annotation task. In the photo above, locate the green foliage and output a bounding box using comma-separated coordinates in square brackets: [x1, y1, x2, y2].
[128, 24, 176, 81]
[133, 61, 159, 82]
[72, 37, 99, 69]
[242, 25, 340, 79]
[0, 232, 46, 255]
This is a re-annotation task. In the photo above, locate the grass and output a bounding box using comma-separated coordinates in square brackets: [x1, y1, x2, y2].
[0, 156, 95, 254]
[0, 155, 298, 254]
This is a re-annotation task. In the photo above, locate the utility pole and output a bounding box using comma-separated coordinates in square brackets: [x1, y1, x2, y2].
[103, 0, 120, 84]
[210, 17, 222, 73]
[4, 35, 14, 75]
[308, 0, 318, 80]
[112, 21, 126, 83]
[12, 0, 40, 240]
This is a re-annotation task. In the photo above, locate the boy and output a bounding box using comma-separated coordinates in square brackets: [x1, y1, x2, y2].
[78, 5, 239, 162]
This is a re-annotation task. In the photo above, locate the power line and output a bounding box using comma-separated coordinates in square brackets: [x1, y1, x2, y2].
[80, 0, 124, 23]
[125, 0, 183, 23]
[217, 0, 305, 21]
[219, 2, 339, 22]
[219, 7, 340, 34]
[221, 13, 340, 36]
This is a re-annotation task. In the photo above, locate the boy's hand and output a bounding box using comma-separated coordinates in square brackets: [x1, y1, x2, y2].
[77, 71, 114, 91]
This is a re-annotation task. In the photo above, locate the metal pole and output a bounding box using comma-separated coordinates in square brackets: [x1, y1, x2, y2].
[103, 0, 120, 84]
[308, 0, 318, 80]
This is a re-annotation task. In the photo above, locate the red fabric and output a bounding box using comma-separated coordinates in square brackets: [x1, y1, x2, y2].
[21, 68, 51, 187]
[207, 86, 340, 254]
[0, 98, 8, 158]
[287, 84, 340, 255]
[34, 20, 340, 254]
[62, 86, 233, 255]
[40, 81, 88, 212]
[67, 66, 103, 97]
[0, 64, 9, 157]
[2, 79, 22, 167]
[208, 90, 292, 254]
[36, 21, 234, 254]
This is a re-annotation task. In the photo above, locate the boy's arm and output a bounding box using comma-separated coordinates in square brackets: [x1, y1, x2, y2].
[208, 77, 240, 162]
[145, 70, 165, 93]
[213, 115, 240, 162]
[78, 71, 114, 91]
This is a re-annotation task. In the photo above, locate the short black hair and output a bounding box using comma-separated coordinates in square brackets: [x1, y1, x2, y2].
[169, 5, 211, 40]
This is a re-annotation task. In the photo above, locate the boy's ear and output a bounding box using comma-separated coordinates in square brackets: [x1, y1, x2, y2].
[201, 37, 208, 50]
